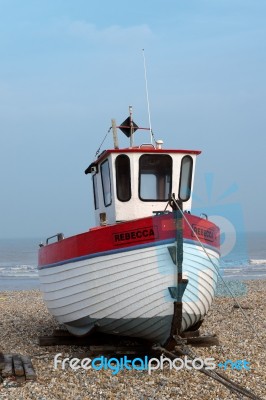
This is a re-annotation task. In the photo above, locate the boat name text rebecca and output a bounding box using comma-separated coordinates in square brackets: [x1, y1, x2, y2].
[192, 225, 215, 242]
[113, 226, 159, 245]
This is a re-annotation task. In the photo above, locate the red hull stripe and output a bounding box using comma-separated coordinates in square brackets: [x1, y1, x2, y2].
[38, 213, 220, 269]
[38, 238, 175, 270]
[38, 238, 219, 270]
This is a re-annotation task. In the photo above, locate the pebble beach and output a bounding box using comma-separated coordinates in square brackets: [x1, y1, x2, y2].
[0, 280, 265, 400]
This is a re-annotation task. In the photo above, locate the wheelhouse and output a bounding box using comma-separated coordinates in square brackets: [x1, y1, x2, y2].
[85, 144, 200, 226]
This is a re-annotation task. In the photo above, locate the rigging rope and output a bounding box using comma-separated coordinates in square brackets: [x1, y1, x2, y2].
[169, 195, 265, 350]
[153, 343, 264, 400]
[94, 127, 112, 158]
[150, 129, 156, 143]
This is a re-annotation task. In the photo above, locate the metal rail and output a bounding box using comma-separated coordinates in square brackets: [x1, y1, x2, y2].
[46, 233, 64, 245]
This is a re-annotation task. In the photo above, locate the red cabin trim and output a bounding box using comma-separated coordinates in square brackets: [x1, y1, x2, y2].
[95, 148, 201, 165]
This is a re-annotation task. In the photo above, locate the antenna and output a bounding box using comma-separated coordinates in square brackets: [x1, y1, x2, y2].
[129, 105, 133, 147]
[142, 49, 153, 144]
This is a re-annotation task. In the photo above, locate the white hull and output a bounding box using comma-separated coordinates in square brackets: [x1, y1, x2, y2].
[39, 241, 219, 344]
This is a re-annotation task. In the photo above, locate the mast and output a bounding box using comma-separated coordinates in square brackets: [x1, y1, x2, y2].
[111, 119, 119, 149]
[167, 195, 188, 346]
[129, 105, 133, 147]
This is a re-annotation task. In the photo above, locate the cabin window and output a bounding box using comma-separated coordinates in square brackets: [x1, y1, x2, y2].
[92, 174, 99, 209]
[139, 154, 172, 201]
[179, 155, 193, 201]
[116, 155, 131, 202]
[100, 159, 112, 206]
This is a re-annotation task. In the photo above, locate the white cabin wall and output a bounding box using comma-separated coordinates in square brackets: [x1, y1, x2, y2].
[93, 155, 116, 226]
[188, 155, 197, 212]
[112, 153, 147, 222]
[92, 151, 198, 226]
[112, 153, 159, 221]
[113, 152, 197, 222]
[172, 154, 197, 213]
[106, 157, 117, 224]
[92, 172, 102, 225]
[171, 155, 180, 207]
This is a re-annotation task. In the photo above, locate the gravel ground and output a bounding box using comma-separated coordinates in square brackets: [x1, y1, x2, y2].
[0, 280, 265, 400]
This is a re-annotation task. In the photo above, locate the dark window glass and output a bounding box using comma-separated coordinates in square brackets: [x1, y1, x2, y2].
[139, 155, 172, 201]
[100, 159, 112, 206]
[179, 155, 193, 201]
[92, 174, 99, 209]
[116, 155, 131, 202]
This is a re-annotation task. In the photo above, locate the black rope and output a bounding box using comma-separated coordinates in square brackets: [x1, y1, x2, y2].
[95, 127, 112, 158]
[151, 129, 156, 143]
[153, 343, 264, 400]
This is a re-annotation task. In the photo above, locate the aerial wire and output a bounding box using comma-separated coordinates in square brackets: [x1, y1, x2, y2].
[142, 49, 153, 144]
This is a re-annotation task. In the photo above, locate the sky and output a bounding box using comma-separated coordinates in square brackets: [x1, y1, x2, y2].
[0, 0, 266, 239]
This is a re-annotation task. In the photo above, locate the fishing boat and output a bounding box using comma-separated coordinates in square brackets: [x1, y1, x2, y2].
[38, 108, 220, 347]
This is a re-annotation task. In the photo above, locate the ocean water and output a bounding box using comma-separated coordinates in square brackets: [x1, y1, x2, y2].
[0, 232, 265, 290]
[219, 232, 266, 281]
[0, 238, 40, 290]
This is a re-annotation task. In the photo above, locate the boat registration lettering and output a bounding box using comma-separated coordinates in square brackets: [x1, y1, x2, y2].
[192, 224, 215, 242]
[113, 226, 159, 245]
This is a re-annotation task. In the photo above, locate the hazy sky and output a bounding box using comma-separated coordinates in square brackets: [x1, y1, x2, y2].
[0, 0, 265, 239]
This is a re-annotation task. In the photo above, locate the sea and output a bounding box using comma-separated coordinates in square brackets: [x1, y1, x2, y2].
[0, 233, 265, 291]
[0, 238, 40, 291]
